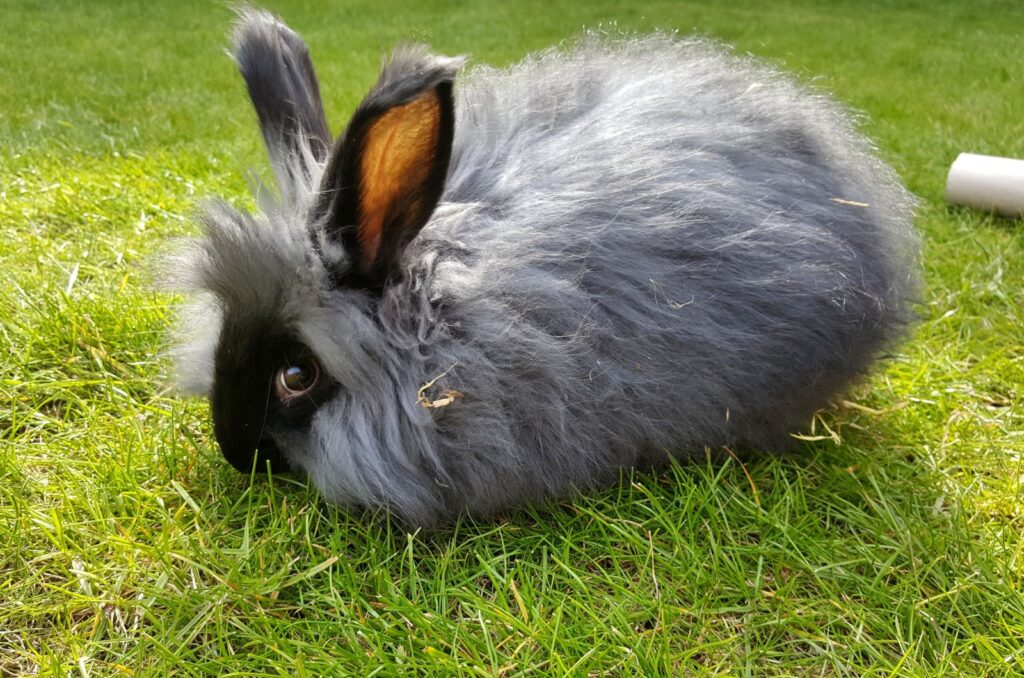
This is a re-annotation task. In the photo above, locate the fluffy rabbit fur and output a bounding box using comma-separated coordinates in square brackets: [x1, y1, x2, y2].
[167, 8, 920, 526]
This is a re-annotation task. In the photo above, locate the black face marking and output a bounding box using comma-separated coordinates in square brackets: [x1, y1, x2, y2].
[210, 317, 337, 474]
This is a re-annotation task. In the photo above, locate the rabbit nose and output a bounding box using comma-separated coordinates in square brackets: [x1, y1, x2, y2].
[210, 373, 294, 475]
[221, 435, 292, 475]
[255, 436, 293, 473]
[210, 397, 293, 474]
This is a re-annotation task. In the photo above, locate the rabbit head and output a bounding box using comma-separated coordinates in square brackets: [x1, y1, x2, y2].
[169, 9, 462, 493]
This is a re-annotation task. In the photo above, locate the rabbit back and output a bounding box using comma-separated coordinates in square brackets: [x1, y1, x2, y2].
[376, 35, 919, 516]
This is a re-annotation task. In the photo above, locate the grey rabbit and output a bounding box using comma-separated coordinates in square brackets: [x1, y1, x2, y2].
[166, 7, 920, 526]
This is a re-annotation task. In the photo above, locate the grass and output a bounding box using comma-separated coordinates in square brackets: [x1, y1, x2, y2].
[1, 0, 1022, 674]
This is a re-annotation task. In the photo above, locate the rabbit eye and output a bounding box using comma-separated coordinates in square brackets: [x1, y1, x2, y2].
[275, 357, 321, 398]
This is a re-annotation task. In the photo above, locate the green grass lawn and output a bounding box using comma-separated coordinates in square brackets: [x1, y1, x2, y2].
[2, 0, 1022, 674]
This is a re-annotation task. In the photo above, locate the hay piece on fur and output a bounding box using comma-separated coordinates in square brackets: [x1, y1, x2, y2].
[829, 197, 871, 207]
[417, 365, 463, 409]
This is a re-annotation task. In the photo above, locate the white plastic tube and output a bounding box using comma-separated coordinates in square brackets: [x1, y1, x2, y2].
[946, 153, 1024, 218]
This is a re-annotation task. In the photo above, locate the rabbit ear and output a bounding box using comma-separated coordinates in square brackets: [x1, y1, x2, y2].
[316, 46, 463, 288]
[231, 8, 332, 202]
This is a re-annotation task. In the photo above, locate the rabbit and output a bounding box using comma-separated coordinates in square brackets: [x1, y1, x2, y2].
[166, 7, 920, 527]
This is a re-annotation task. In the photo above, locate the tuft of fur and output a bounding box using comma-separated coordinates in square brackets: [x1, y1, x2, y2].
[167, 17, 920, 526]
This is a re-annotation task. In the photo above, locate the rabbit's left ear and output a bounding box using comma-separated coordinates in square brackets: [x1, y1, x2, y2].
[231, 8, 332, 203]
[317, 46, 463, 288]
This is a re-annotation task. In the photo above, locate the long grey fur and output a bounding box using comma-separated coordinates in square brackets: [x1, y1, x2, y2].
[167, 9, 920, 526]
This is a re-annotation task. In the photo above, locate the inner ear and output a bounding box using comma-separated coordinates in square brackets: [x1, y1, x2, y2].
[315, 48, 460, 289]
[356, 88, 448, 267]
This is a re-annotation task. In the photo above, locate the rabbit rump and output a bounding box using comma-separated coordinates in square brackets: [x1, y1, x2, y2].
[167, 8, 919, 526]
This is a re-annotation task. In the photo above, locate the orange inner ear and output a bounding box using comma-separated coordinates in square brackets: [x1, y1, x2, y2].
[357, 91, 442, 266]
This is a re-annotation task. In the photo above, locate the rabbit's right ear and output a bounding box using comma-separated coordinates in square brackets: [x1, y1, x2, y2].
[231, 8, 331, 202]
[315, 46, 464, 289]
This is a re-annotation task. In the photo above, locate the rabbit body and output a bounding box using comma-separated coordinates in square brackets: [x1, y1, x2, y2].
[170, 10, 919, 526]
